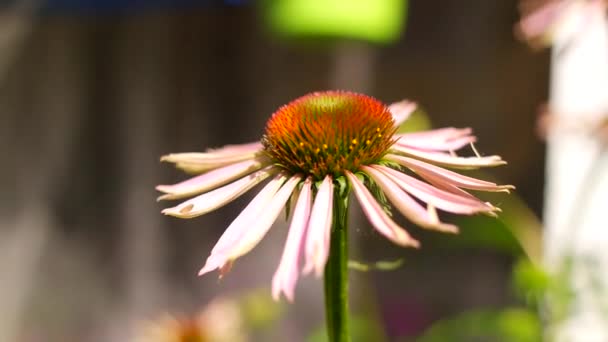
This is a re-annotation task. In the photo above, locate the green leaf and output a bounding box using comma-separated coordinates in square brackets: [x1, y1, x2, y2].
[348, 258, 404, 272]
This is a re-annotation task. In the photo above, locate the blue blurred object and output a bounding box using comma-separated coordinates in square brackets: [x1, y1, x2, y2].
[26, 0, 249, 14]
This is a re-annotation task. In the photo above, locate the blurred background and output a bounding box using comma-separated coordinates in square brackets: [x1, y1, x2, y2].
[1, 0, 551, 341]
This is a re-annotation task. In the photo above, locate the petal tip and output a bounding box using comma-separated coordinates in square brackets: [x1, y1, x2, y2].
[485, 211, 499, 218]
[198, 266, 213, 276]
[302, 263, 314, 276]
[155, 185, 179, 195]
[156, 194, 173, 202]
[161, 205, 195, 218]
[503, 185, 516, 192]
[155, 188, 174, 201]
[443, 225, 460, 234]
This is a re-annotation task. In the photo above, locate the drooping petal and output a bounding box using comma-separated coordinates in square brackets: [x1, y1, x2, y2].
[198, 172, 289, 275]
[199, 174, 302, 277]
[223, 175, 303, 260]
[345, 171, 420, 248]
[161, 142, 264, 173]
[272, 177, 313, 302]
[361, 166, 458, 233]
[386, 154, 514, 192]
[373, 165, 496, 215]
[161, 166, 277, 218]
[156, 156, 270, 200]
[395, 127, 476, 151]
[388, 100, 417, 126]
[387, 147, 506, 169]
[303, 175, 334, 277]
[419, 176, 501, 216]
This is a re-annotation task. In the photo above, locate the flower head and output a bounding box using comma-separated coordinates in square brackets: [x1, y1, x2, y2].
[157, 91, 513, 302]
[263, 91, 396, 179]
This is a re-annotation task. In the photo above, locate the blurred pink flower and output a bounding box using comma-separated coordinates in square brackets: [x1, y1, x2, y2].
[135, 297, 246, 342]
[517, 0, 607, 48]
[157, 91, 512, 302]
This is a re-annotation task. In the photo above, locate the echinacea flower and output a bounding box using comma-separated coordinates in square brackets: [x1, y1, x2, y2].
[157, 91, 513, 302]
[517, 0, 607, 48]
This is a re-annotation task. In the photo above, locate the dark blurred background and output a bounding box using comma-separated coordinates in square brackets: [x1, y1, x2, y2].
[0, 0, 547, 341]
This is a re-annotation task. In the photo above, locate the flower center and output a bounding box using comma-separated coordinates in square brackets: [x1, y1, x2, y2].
[262, 91, 396, 179]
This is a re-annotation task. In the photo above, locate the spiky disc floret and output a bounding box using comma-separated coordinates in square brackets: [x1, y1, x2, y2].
[262, 91, 396, 180]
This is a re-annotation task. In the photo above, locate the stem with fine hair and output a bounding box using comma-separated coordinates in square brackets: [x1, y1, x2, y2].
[324, 194, 350, 342]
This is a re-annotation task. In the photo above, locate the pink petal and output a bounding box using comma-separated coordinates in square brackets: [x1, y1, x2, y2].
[413, 177, 502, 217]
[208, 142, 263, 154]
[386, 154, 514, 192]
[272, 177, 313, 302]
[199, 174, 302, 277]
[160, 152, 257, 166]
[156, 156, 270, 200]
[396, 127, 472, 145]
[224, 175, 302, 259]
[199, 172, 289, 275]
[388, 100, 417, 126]
[161, 166, 277, 218]
[419, 176, 500, 214]
[373, 165, 495, 215]
[518, 0, 606, 46]
[519, 0, 568, 41]
[387, 147, 506, 169]
[345, 171, 420, 248]
[160, 141, 263, 173]
[361, 166, 458, 233]
[395, 127, 476, 152]
[303, 175, 334, 277]
[395, 127, 471, 140]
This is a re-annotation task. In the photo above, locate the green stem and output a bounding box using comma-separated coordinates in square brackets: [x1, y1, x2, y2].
[324, 195, 350, 342]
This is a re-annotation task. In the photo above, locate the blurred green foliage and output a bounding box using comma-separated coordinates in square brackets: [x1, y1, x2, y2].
[398, 112, 547, 340]
[262, 0, 408, 44]
[411, 308, 541, 342]
[398, 108, 542, 263]
[513, 259, 550, 308]
[425, 177, 543, 266]
[395, 107, 433, 134]
[409, 186, 546, 341]
[240, 288, 284, 330]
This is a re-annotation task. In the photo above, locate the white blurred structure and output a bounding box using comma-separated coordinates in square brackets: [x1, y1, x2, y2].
[544, 1, 608, 340]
